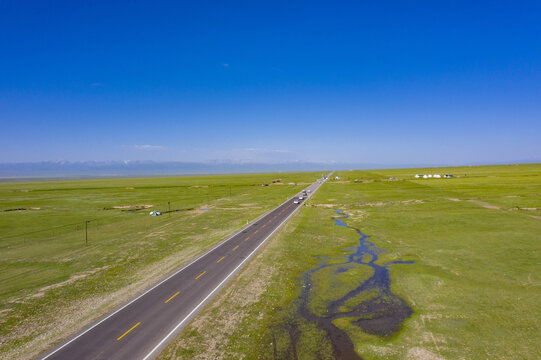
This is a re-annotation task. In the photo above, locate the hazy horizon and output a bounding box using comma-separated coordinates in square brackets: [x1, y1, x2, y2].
[2, 159, 540, 180]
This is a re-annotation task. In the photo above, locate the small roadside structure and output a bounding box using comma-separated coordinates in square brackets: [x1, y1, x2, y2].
[149, 211, 162, 216]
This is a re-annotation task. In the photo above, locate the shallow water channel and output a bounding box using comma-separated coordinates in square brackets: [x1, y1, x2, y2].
[296, 210, 414, 359]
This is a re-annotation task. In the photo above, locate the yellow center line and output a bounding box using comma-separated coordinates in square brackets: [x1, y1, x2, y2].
[255, 229, 259, 233]
[196, 271, 206, 280]
[262, 224, 266, 228]
[233, 245, 239, 251]
[165, 291, 180, 303]
[217, 256, 225, 263]
[244, 236, 250, 241]
[117, 322, 141, 341]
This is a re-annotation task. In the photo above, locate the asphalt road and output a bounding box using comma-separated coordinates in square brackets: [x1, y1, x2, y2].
[39, 177, 327, 360]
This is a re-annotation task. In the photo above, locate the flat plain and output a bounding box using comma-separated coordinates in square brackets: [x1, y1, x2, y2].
[159, 164, 541, 359]
[0, 172, 322, 360]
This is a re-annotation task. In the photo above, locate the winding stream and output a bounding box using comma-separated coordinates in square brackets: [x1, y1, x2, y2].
[297, 210, 414, 359]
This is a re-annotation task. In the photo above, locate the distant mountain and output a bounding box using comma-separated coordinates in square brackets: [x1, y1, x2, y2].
[0, 160, 337, 179]
[1, 160, 538, 180]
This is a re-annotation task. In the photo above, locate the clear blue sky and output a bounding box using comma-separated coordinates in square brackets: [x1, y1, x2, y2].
[1, 0, 540, 165]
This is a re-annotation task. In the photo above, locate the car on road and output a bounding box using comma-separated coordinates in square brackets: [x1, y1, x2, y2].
[299, 196, 304, 200]
[294, 200, 300, 204]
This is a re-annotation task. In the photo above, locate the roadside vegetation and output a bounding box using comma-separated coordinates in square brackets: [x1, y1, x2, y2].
[0, 172, 322, 360]
[159, 164, 541, 359]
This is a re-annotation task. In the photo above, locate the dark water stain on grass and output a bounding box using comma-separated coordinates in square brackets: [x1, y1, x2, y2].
[296, 210, 414, 359]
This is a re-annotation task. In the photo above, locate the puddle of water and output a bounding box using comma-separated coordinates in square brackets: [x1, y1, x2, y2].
[295, 210, 414, 359]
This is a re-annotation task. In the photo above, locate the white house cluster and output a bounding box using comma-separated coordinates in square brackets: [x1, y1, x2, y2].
[414, 174, 454, 179]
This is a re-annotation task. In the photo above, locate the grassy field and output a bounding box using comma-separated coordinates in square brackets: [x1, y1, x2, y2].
[159, 164, 541, 359]
[0, 171, 323, 360]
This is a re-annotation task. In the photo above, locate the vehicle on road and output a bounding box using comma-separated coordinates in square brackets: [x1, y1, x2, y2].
[294, 200, 300, 204]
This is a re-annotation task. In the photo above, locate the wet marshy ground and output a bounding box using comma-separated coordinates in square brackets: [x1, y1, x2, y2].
[274, 210, 414, 360]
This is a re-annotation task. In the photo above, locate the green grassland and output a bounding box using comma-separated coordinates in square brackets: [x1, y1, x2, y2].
[0, 172, 323, 360]
[160, 164, 541, 359]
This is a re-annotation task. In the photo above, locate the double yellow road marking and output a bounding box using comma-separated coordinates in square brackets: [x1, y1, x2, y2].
[117, 322, 141, 341]
[233, 245, 239, 251]
[217, 256, 225, 263]
[196, 271, 206, 280]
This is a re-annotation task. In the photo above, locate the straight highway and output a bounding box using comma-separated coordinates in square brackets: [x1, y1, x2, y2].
[39, 176, 327, 360]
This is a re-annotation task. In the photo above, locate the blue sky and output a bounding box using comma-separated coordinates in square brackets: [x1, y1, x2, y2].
[1, 0, 540, 165]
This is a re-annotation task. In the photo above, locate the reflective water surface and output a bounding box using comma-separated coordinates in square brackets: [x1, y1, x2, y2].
[295, 210, 414, 359]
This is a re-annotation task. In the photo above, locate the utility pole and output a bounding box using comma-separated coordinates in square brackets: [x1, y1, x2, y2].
[85, 220, 89, 246]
